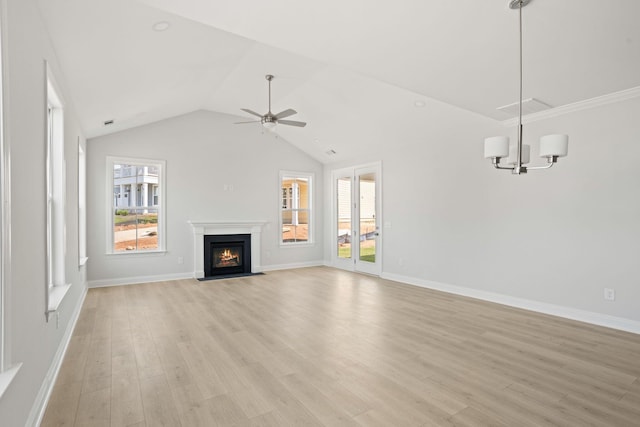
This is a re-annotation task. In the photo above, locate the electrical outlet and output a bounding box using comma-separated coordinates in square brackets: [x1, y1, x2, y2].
[56, 312, 60, 329]
[177, 256, 183, 265]
[604, 288, 615, 301]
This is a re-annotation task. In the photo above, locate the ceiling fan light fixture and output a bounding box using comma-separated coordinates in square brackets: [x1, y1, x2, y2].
[262, 120, 277, 130]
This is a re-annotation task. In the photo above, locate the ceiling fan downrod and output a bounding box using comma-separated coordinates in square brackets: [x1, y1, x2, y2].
[266, 74, 273, 114]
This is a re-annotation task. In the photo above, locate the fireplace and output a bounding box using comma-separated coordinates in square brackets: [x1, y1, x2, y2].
[189, 221, 266, 279]
[204, 234, 251, 277]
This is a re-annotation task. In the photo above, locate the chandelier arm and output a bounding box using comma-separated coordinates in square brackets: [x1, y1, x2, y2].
[491, 157, 515, 170]
[526, 163, 555, 171]
[493, 163, 515, 171]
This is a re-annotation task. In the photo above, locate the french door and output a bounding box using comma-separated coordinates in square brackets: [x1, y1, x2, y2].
[332, 163, 381, 275]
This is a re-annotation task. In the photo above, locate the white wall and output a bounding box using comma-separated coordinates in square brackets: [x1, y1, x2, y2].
[0, 0, 87, 425]
[326, 96, 640, 330]
[87, 110, 324, 285]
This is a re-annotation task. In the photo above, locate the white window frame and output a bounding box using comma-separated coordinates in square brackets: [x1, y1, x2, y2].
[45, 64, 70, 321]
[78, 141, 87, 266]
[0, 110, 17, 395]
[279, 171, 314, 246]
[106, 156, 166, 255]
[0, 7, 21, 395]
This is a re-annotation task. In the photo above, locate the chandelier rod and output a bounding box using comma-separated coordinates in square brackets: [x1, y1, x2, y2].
[516, 0, 524, 172]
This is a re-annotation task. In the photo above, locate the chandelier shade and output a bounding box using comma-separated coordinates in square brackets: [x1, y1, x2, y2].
[484, 136, 509, 159]
[539, 134, 569, 158]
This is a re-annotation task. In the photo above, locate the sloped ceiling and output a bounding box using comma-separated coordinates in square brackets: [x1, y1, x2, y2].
[36, 0, 640, 162]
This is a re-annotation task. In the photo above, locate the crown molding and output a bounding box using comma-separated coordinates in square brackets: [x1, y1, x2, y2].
[503, 86, 640, 127]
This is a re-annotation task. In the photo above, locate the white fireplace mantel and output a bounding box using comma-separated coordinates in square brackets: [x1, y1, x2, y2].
[188, 220, 267, 278]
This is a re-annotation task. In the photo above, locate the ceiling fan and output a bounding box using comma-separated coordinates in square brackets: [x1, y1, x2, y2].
[235, 74, 307, 129]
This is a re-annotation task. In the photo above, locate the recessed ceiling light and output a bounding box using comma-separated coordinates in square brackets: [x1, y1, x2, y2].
[414, 100, 426, 107]
[152, 21, 171, 32]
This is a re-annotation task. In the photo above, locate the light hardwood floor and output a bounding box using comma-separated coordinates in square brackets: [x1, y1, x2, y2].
[42, 267, 640, 426]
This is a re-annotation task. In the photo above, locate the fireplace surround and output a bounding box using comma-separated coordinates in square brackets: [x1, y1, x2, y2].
[189, 221, 266, 279]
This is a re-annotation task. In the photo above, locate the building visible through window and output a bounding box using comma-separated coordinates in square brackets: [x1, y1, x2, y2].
[110, 159, 164, 252]
[280, 172, 312, 244]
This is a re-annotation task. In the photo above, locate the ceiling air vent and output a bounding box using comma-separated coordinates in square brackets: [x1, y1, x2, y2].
[496, 98, 552, 118]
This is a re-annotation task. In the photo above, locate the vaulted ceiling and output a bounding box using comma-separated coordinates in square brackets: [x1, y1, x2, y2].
[36, 0, 640, 162]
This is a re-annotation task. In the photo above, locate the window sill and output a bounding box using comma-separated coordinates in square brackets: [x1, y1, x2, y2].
[48, 283, 72, 315]
[79, 257, 88, 266]
[0, 363, 23, 401]
[280, 242, 315, 248]
[106, 250, 166, 257]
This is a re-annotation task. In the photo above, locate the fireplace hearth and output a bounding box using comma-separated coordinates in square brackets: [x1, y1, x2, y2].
[204, 234, 251, 277]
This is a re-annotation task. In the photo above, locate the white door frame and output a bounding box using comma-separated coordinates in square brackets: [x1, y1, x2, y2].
[331, 161, 382, 275]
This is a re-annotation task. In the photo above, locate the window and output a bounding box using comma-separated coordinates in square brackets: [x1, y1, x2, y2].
[107, 157, 165, 253]
[45, 66, 71, 321]
[78, 142, 87, 266]
[0, 16, 23, 394]
[280, 171, 313, 244]
[0, 14, 6, 376]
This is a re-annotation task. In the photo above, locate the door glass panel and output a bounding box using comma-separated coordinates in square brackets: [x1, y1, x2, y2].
[337, 177, 351, 259]
[359, 173, 376, 263]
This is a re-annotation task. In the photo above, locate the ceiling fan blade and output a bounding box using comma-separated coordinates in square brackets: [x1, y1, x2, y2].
[278, 119, 307, 128]
[234, 121, 259, 124]
[241, 108, 263, 118]
[274, 109, 297, 119]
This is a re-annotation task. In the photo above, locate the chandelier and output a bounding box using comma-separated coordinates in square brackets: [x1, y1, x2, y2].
[484, 0, 568, 175]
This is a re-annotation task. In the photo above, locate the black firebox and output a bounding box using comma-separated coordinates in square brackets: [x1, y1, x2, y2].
[204, 234, 251, 277]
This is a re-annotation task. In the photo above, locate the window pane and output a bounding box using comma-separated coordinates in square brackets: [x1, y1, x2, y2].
[137, 207, 158, 250]
[282, 210, 309, 243]
[296, 178, 309, 209]
[112, 160, 161, 252]
[337, 177, 351, 258]
[113, 208, 134, 251]
[359, 174, 376, 263]
[281, 173, 312, 244]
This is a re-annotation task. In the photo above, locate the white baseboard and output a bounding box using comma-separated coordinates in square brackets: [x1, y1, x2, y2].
[261, 260, 325, 272]
[27, 284, 88, 427]
[88, 272, 194, 288]
[89, 263, 327, 287]
[381, 272, 640, 335]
